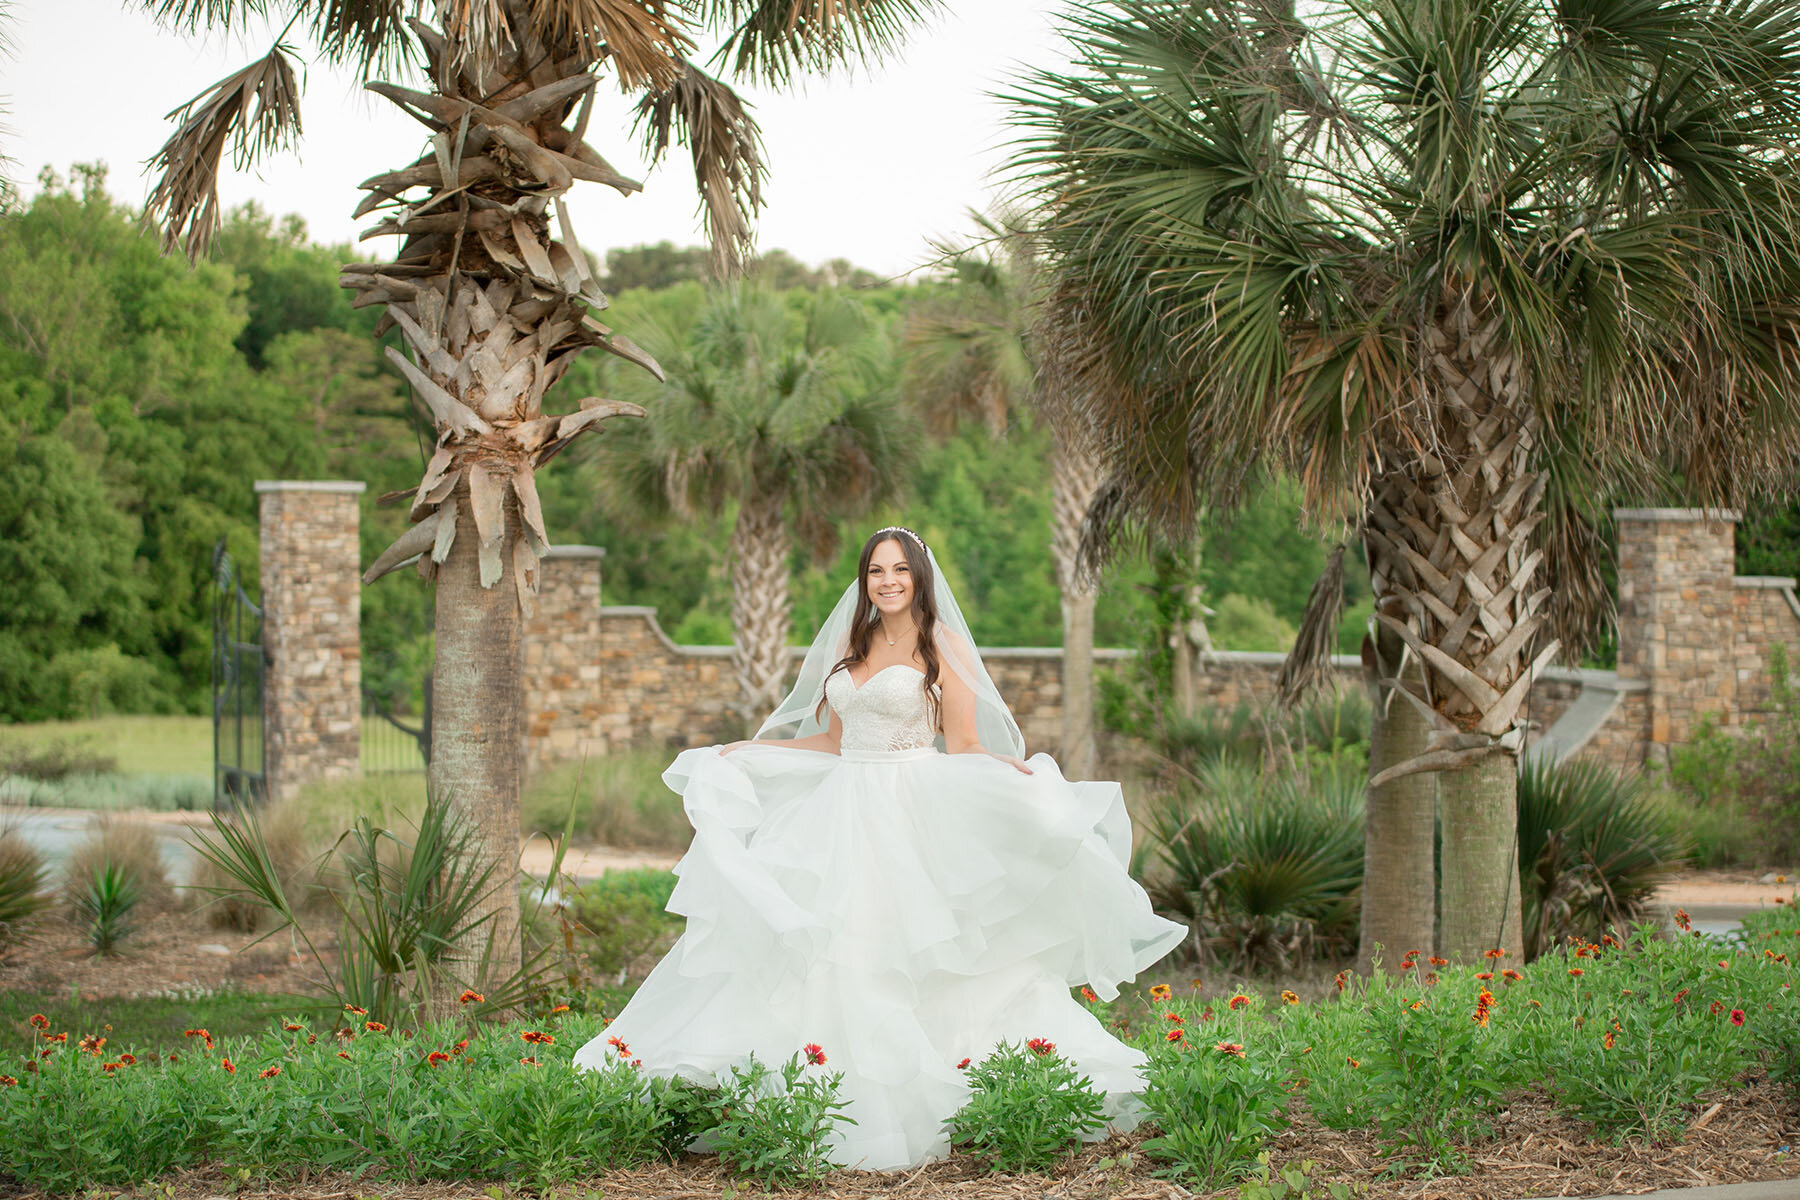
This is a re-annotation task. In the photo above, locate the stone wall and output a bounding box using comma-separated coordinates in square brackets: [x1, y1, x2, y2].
[522, 547, 606, 767]
[1734, 577, 1800, 720]
[256, 481, 365, 802]
[1615, 508, 1743, 749]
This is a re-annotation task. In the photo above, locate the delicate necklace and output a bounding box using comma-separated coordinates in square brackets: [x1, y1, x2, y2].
[882, 619, 915, 647]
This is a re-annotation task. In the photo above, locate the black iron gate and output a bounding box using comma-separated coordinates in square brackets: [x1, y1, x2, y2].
[211, 539, 266, 807]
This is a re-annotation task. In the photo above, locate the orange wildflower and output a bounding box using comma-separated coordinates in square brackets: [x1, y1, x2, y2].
[1214, 1041, 1244, 1057]
[1501, 969, 1522, 982]
[956, 1057, 971, 1069]
[220, 1058, 235, 1074]
[427, 1051, 450, 1067]
[259, 1066, 281, 1079]
[1346, 1057, 1360, 1068]
[1485, 947, 1508, 959]
[1164, 1012, 1185, 1025]
[458, 991, 484, 1006]
[364, 1021, 387, 1033]
[28, 1014, 48, 1029]
[78, 1035, 106, 1055]
[1165, 1028, 1184, 1044]
[1569, 967, 1585, 977]
[0, 1075, 16, 1086]
[1149, 984, 1172, 1002]
[1081, 987, 1099, 1003]
[1026, 1037, 1055, 1056]
[1603, 1031, 1615, 1050]
[523, 1030, 556, 1046]
[1229, 995, 1250, 1010]
[605, 1034, 628, 1055]
[1334, 970, 1349, 992]
[1730, 1009, 1746, 1026]
[804, 1043, 827, 1065]
[519, 1056, 540, 1066]
[1428, 956, 1448, 967]
[283, 1023, 304, 1032]
[344, 1005, 368, 1015]
[1281, 991, 1299, 1005]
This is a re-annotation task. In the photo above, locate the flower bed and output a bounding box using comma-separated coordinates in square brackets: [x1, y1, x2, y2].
[2, 907, 1796, 1195]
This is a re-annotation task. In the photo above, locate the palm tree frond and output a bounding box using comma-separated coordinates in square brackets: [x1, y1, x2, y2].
[633, 59, 767, 276]
[144, 42, 304, 261]
[699, 0, 942, 84]
[530, 0, 692, 88]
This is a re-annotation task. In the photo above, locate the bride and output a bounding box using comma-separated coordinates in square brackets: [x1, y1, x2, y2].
[572, 525, 1186, 1170]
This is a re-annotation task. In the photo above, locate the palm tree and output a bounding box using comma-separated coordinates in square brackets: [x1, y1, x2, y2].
[1013, 0, 1800, 960]
[135, 0, 941, 989]
[593, 286, 913, 730]
[902, 212, 1108, 777]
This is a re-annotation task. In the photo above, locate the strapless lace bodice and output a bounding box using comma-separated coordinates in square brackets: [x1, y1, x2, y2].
[825, 664, 940, 752]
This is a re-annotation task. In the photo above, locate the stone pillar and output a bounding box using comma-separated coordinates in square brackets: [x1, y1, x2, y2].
[257, 481, 366, 802]
[523, 545, 605, 769]
[1614, 507, 1741, 756]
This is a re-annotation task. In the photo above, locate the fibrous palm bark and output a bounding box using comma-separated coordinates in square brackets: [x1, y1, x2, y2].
[1049, 416, 1105, 777]
[731, 493, 792, 732]
[351, 6, 678, 991]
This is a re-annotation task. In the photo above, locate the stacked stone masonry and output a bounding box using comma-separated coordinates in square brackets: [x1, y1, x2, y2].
[256, 481, 365, 802]
[248, 485, 1798, 779]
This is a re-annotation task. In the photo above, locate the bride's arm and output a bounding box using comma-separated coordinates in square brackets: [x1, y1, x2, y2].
[720, 708, 843, 756]
[939, 656, 1032, 774]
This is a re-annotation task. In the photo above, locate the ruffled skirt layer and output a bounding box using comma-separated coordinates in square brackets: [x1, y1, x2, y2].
[571, 745, 1187, 1171]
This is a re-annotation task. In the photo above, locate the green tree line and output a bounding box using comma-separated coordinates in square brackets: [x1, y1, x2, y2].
[4, 166, 1789, 724]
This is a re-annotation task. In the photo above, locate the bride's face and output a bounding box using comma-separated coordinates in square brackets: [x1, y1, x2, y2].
[865, 539, 915, 620]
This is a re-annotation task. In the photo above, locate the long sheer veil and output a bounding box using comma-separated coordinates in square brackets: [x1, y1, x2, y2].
[753, 545, 1028, 759]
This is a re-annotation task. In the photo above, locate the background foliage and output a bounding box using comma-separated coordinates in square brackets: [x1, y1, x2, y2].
[0, 167, 1478, 722]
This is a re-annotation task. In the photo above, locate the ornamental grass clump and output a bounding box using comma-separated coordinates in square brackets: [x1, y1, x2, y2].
[946, 1037, 1108, 1173]
[0, 828, 49, 947]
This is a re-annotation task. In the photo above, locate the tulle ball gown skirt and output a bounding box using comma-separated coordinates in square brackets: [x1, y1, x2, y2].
[572, 744, 1188, 1171]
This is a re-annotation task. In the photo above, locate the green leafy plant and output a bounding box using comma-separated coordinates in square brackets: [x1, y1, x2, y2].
[703, 1050, 856, 1187]
[564, 870, 681, 986]
[945, 1038, 1108, 1173]
[61, 815, 173, 915]
[1144, 757, 1364, 970]
[0, 828, 50, 945]
[1139, 1032, 1286, 1187]
[74, 862, 142, 956]
[1517, 758, 1690, 960]
[1351, 984, 1510, 1170]
[187, 790, 564, 1026]
[1236, 1153, 1364, 1200]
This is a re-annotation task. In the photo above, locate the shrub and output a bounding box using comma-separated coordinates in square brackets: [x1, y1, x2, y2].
[1661, 645, 1800, 866]
[521, 751, 690, 853]
[73, 863, 141, 955]
[1143, 757, 1363, 970]
[188, 790, 556, 1025]
[61, 815, 173, 915]
[703, 1049, 856, 1186]
[1516, 759, 1690, 960]
[1138, 1025, 1286, 1187]
[566, 869, 681, 985]
[945, 1039, 1108, 1173]
[0, 828, 50, 944]
[185, 799, 317, 932]
[0, 736, 117, 781]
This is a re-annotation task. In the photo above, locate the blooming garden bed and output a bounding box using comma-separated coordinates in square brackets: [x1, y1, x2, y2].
[2, 906, 1797, 1199]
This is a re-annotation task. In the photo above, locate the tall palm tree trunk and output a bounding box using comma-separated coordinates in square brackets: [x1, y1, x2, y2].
[429, 480, 523, 989]
[1357, 620, 1437, 974]
[1050, 420, 1104, 777]
[1362, 291, 1556, 962]
[733, 494, 792, 733]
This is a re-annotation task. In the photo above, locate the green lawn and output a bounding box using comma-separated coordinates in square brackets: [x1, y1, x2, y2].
[0, 716, 213, 777]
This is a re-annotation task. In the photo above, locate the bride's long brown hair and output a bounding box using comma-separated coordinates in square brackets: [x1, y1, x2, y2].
[824, 527, 944, 730]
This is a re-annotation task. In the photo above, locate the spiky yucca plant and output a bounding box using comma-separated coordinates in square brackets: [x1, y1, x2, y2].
[1013, 0, 1800, 959]
[136, 0, 942, 986]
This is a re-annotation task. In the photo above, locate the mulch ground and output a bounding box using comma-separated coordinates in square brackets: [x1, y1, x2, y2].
[0, 906, 331, 1000]
[4, 1079, 1791, 1200]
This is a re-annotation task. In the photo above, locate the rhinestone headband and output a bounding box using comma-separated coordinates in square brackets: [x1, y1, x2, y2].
[877, 525, 928, 552]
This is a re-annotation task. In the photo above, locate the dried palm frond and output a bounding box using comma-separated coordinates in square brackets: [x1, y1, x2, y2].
[1278, 542, 1348, 707]
[705, 0, 943, 84]
[436, 0, 513, 69]
[144, 43, 303, 261]
[633, 58, 766, 275]
[530, 0, 691, 89]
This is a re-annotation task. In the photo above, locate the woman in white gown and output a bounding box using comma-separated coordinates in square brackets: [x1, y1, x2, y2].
[572, 526, 1187, 1170]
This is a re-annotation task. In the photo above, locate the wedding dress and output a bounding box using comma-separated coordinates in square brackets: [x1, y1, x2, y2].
[571, 659, 1188, 1171]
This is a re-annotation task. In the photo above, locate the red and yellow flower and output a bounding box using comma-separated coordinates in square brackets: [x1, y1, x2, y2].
[804, 1043, 827, 1066]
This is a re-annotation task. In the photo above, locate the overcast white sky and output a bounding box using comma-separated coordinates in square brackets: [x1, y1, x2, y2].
[3, 1, 1072, 277]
